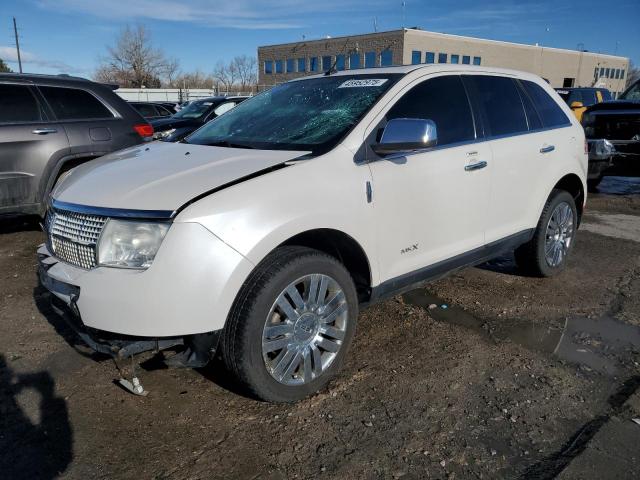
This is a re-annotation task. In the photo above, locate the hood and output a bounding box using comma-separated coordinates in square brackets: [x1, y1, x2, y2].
[150, 117, 200, 131]
[52, 142, 304, 212]
[586, 100, 640, 115]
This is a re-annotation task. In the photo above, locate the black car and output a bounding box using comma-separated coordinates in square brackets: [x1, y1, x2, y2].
[129, 101, 174, 120]
[0, 73, 153, 215]
[151, 96, 248, 141]
[582, 79, 640, 187]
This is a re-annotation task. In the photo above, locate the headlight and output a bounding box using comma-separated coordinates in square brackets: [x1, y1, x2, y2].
[97, 219, 170, 269]
[153, 128, 176, 140]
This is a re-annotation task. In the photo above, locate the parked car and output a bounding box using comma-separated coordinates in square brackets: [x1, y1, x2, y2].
[0, 73, 153, 215]
[555, 87, 611, 122]
[38, 65, 586, 402]
[128, 101, 174, 120]
[151, 96, 248, 141]
[582, 79, 640, 188]
[157, 101, 180, 114]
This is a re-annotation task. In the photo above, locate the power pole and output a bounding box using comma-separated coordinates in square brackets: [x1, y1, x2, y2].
[13, 17, 22, 73]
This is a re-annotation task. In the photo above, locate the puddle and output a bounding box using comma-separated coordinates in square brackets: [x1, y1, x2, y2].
[403, 289, 640, 376]
[596, 176, 640, 196]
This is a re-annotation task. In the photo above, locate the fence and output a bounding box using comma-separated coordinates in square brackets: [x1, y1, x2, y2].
[115, 85, 276, 103]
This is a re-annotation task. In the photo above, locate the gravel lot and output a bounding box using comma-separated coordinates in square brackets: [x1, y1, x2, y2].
[1, 176, 639, 479]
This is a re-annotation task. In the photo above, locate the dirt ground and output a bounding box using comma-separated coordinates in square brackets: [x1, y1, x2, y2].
[1, 176, 640, 480]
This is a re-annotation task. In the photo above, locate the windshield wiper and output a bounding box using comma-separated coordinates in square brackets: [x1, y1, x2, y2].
[205, 140, 256, 149]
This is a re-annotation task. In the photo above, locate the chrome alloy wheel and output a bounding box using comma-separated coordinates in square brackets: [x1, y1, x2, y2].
[545, 201, 574, 267]
[262, 274, 348, 386]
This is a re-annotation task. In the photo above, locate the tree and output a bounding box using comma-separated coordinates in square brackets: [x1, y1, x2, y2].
[0, 58, 11, 73]
[626, 61, 640, 88]
[94, 25, 178, 87]
[169, 70, 215, 89]
[232, 55, 257, 90]
[212, 56, 257, 92]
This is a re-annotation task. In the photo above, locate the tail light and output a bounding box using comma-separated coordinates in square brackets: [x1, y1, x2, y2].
[133, 123, 154, 138]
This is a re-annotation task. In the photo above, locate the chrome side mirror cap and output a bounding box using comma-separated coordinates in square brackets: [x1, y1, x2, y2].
[372, 118, 438, 156]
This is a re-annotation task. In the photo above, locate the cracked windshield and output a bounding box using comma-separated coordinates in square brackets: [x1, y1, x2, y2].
[187, 75, 400, 153]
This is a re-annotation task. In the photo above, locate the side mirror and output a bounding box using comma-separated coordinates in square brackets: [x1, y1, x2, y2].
[372, 118, 438, 156]
[570, 101, 584, 109]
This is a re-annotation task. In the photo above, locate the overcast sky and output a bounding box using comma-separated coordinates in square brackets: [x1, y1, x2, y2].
[1, 0, 638, 77]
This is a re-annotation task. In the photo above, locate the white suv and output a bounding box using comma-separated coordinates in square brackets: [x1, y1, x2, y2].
[39, 65, 587, 402]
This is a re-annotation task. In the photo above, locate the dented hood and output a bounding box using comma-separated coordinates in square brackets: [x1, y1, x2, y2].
[52, 141, 303, 212]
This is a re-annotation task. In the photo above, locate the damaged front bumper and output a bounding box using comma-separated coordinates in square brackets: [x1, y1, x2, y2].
[37, 245, 218, 364]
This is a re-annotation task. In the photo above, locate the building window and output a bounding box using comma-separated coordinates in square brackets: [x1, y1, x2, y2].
[336, 54, 345, 71]
[297, 57, 306, 73]
[451, 54, 459, 64]
[425, 52, 435, 64]
[365, 51, 376, 68]
[380, 49, 393, 66]
[264, 60, 273, 74]
[322, 55, 332, 71]
[621, 69, 625, 79]
[286, 58, 295, 73]
[275, 60, 283, 74]
[605, 68, 610, 78]
[349, 52, 360, 69]
[599, 67, 605, 78]
[411, 50, 421, 65]
[462, 55, 470, 65]
[309, 57, 318, 72]
[473, 56, 481, 65]
[438, 53, 447, 63]
[594, 67, 599, 80]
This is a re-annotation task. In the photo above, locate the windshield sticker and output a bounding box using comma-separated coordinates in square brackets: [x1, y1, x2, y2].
[338, 79, 388, 88]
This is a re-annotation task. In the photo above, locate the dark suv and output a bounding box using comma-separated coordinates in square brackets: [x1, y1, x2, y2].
[0, 73, 153, 215]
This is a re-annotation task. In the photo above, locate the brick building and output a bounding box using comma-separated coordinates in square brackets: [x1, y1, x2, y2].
[258, 28, 630, 96]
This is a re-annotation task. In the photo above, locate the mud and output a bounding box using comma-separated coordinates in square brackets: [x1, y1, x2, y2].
[1, 177, 639, 479]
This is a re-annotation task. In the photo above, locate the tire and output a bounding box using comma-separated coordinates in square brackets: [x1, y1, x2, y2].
[587, 175, 603, 192]
[222, 246, 358, 403]
[515, 189, 578, 277]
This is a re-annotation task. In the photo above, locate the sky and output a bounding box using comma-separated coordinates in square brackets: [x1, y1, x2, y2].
[0, 0, 638, 77]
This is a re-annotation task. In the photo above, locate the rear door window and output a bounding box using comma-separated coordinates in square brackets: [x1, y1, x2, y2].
[39, 86, 113, 120]
[466, 75, 528, 137]
[0, 84, 44, 123]
[521, 81, 570, 128]
[386, 75, 475, 146]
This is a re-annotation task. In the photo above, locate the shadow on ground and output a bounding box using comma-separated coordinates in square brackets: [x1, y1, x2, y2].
[0, 354, 73, 480]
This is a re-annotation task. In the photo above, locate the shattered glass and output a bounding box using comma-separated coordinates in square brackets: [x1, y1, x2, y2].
[187, 75, 401, 154]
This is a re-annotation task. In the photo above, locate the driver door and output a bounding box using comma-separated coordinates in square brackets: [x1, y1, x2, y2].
[366, 75, 491, 284]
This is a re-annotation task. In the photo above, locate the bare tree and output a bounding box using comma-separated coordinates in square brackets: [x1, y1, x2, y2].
[94, 25, 179, 87]
[169, 70, 215, 89]
[232, 55, 257, 90]
[212, 60, 237, 92]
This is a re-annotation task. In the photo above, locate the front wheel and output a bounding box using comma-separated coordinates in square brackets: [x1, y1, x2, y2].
[222, 246, 358, 403]
[515, 189, 578, 277]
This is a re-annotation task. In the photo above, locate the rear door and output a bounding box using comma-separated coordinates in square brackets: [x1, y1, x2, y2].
[38, 85, 120, 158]
[367, 74, 491, 282]
[0, 83, 69, 211]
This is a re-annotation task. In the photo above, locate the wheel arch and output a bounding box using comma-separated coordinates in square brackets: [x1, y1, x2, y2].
[552, 173, 585, 224]
[278, 228, 373, 303]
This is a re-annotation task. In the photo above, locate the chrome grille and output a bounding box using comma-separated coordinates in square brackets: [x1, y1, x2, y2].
[46, 208, 107, 269]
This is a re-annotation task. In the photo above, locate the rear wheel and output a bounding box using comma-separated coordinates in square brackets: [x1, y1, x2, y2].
[222, 246, 358, 403]
[515, 189, 577, 277]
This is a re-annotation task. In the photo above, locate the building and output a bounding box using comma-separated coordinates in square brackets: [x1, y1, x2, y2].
[258, 28, 630, 96]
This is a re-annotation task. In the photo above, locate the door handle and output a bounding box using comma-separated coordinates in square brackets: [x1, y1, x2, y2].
[540, 145, 555, 153]
[32, 128, 58, 135]
[465, 160, 487, 172]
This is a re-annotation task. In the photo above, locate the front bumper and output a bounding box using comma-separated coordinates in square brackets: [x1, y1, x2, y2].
[37, 221, 255, 337]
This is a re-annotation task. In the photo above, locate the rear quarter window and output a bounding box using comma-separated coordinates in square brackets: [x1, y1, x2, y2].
[39, 86, 113, 120]
[521, 81, 570, 128]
